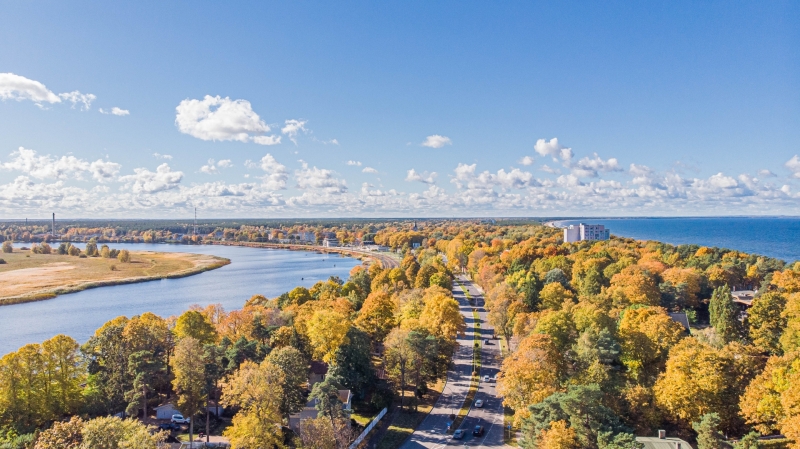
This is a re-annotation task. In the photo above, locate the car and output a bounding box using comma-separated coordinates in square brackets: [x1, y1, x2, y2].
[453, 429, 465, 439]
[473, 425, 485, 436]
[483, 375, 490, 382]
[158, 423, 179, 431]
[171, 414, 190, 424]
[484, 339, 490, 345]
[475, 399, 484, 408]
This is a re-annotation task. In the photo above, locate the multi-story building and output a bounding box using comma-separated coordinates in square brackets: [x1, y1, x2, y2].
[564, 223, 610, 243]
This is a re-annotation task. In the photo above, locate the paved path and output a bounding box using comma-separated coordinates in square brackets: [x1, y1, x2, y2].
[399, 275, 509, 448]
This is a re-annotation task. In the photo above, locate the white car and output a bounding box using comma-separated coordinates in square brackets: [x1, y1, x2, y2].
[475, 399, 484, 408]
[171, 414, 189, 424]
[483, 375, 490, 382]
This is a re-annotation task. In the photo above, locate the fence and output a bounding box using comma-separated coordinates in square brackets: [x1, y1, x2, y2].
[349, 407, 388, 449]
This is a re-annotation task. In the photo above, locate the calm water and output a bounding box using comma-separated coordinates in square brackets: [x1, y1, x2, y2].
[557, 217, 800, 263]
[0, 243, 360, 355]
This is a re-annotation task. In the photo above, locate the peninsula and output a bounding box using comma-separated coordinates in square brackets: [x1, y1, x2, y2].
[0, 248, 229, 305]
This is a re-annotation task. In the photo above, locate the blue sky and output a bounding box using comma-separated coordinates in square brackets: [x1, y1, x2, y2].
[0, 1, 798, 217]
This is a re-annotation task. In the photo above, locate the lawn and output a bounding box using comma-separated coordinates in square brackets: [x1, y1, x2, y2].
[376, 380, 444, 449]
[0, 248, 229, 304]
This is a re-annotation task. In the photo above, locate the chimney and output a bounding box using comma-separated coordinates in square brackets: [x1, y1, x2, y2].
[658, 430, 666, 439]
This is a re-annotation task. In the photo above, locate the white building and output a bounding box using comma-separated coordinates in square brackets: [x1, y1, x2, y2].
[564, 223, 610, 243]
[322, 237, 339, 248]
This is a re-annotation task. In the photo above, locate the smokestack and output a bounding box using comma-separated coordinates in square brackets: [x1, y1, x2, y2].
[52, 213, 55, 237]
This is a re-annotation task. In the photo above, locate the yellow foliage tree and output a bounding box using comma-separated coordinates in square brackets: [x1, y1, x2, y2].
[306, 309, 350, 363]
[497, 333, 565, 424]
[354, 290, 396, 341]
[221, 359, 285, 449]
[418, 287, 465, 340]
[618, 306, 685, 378]
[537, 420, 579, 449]
[608, 266, 660, 308]
[539, 283, 575, 311]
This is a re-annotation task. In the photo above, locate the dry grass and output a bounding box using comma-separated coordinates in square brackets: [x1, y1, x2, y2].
[0, 249, 229, 305]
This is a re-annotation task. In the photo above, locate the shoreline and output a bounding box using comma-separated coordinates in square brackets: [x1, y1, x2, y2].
[0, 254, 230, 307]
[210, 241, 400, 269]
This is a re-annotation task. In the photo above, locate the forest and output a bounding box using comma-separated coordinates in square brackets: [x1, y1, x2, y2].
[0, 239, 461, 449]
[2, 219, 800, 449]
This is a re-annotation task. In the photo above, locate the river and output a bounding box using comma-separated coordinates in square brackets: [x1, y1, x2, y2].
[0, 243, 361, 355]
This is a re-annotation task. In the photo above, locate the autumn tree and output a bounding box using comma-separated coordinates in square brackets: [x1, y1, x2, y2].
[781, 293, 800, 353]
[306, 309, 351, 364]
[539, 283, 575, 311]
[608, 266, 660, 308]
[748, 292, 787, 355]
[80, 416, 165, 449]
[266, 346, 308, 423]
[221, 359, 285, 449]
[174, 310, 218, 345]
[354, 290, 396, 341]
[384, 328, 415, 411]
[497, 333, 565, 424]
[33, 416, 84, 449]
[617, 306, 684, 379]
[171, 337, 207, 446]
[418, 287, 465, 341]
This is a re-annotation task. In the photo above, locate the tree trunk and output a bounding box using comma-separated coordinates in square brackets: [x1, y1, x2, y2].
[400, 364, 406, 411]
[189, 417, 194, 449]
[206, 396, 210, 442]
[142, 384, 148, 421]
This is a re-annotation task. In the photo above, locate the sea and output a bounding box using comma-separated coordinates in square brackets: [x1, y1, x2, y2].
[554, 217, 800, 263]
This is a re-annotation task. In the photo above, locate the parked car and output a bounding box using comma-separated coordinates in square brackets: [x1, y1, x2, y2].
[475, 399, 484, 408]
[453, 429, 465, 439]
[484, 339, 490, 345]
[483, 375, 490, 382]
[473, 425, 485, 436]
[158, 423, 179, 431]
[171, 414, 190, 424]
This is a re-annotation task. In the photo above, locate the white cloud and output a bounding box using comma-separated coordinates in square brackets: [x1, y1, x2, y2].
[362, 167, 378, 174]
[519, 156, 535, 166]
[406, 169, 438, 184]
[88, 160, 121, 182]
[58, 91, 96, 110]
[217, 159, 232, 168]
[257, 154, 289, 190]
[153, 153, 173, 160]
[1, 147, 119, 182]
[282, 119, 308, 145]
[758, 169, 776, 178]
[119, 163, 183, 193]
[100, 107, 130, 116]
[175, 95, 280, 145]
[0, 73, 61, 104]
[347, 160, 362, 166]
[252, 135, 282, 146]
[200, 159, 219, 174]
[295, 163, 347, 193]
[534, 138, 569, 159]
[786, 155, 800, 178]
[451, 163, 537, 190]
[540, 164, 561, 175]
[421, 135, 452, 148]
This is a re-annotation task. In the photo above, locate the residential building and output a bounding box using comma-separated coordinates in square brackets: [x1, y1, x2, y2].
[288, 390, 352, 431]
[323, 237, 339, 247]
[564, 223, 610, 243]
[636, 431, 693, 449]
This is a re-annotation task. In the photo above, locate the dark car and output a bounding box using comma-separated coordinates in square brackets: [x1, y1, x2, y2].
[157, 423, 178, 431]
[473, 425, 484, 436]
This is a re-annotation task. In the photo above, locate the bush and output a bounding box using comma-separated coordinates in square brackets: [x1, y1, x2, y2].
[79, 254, 87, 258]
[2, 241, 12, 253]
[0, 259, 5, 264]
[118, 249, 130, 263]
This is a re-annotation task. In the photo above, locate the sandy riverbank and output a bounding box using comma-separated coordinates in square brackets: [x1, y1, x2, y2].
[0, 250, 230, 306]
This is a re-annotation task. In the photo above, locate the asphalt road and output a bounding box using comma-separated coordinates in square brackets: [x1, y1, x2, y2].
[399, 275, 509, 449]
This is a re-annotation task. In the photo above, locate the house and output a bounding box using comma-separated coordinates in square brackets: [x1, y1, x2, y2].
[309, 361, 328, 388]
[636, 431, 693, 449]
[155, 402, 225, 420]
[323, 237, 339, 248]
[732, 290, 756, 306]
[288, 390, 352, 431]
[563, 223, 610, 243]
[668, 312, 691, 332]
[155, 403, 181, 420]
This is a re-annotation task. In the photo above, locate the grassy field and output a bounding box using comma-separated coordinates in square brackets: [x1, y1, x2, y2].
[0, 249, 229, 305]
